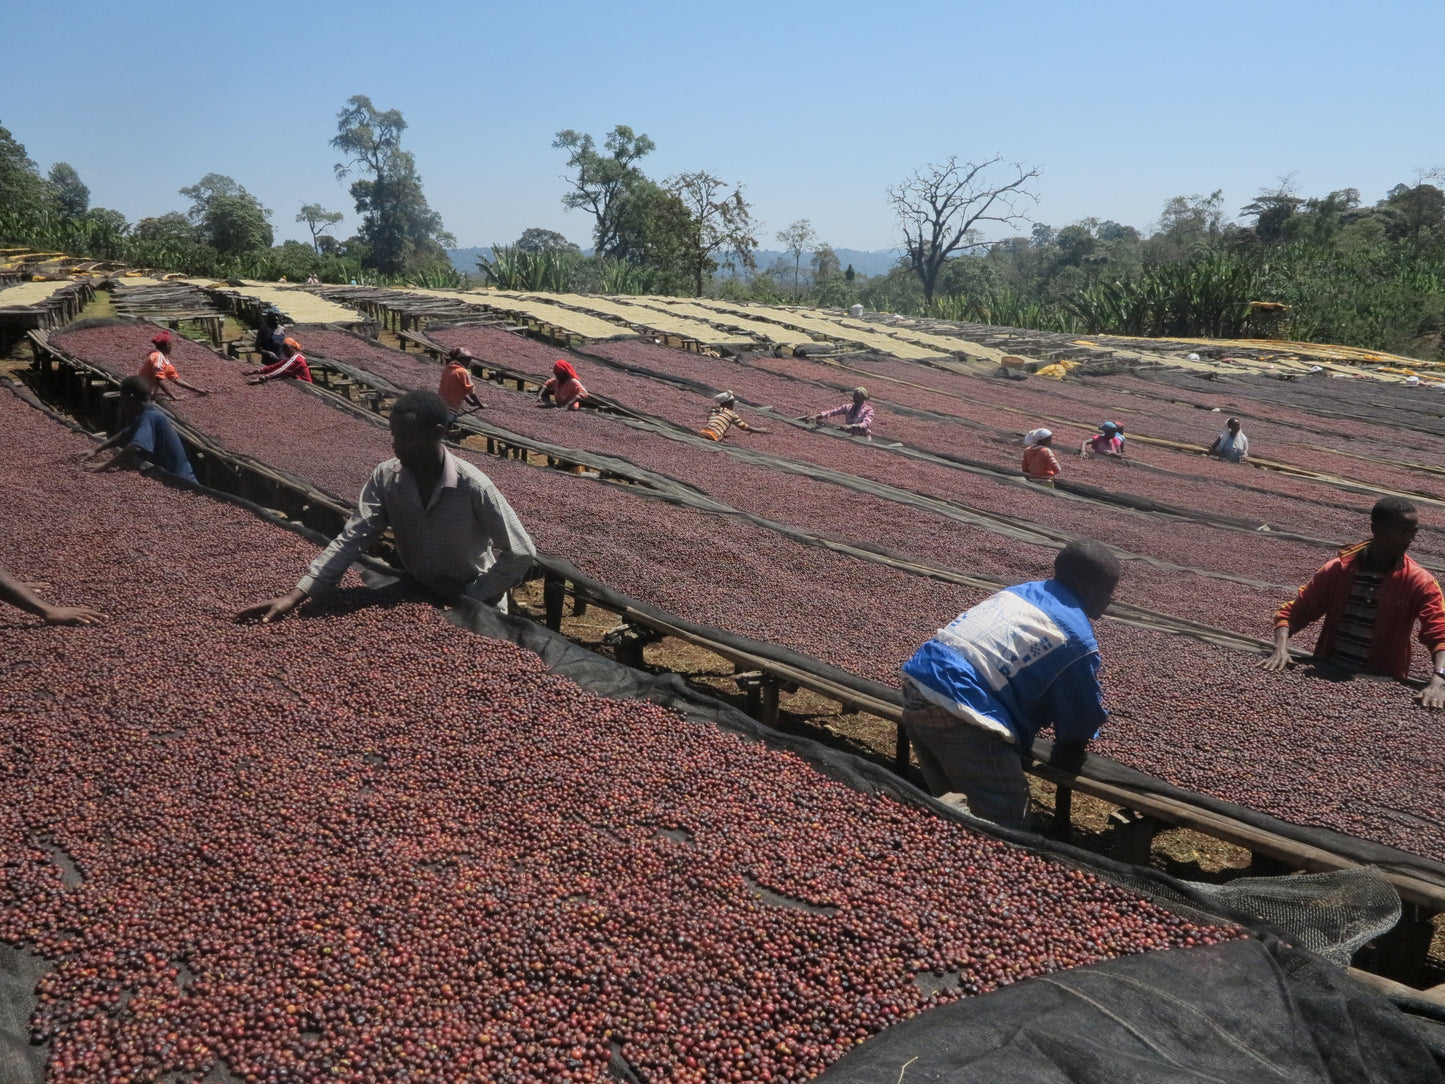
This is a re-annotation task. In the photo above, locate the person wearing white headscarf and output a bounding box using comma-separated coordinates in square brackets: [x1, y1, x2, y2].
[700, 391, 769, 442]
[812, 387, 874, 439]
[1022, 428, 1061, 485]
[1206, 417, 1249, 463]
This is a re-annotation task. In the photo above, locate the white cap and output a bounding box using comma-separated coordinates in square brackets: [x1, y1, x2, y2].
[714, 390, 735, 403]
[1023, 427, 1052, 447]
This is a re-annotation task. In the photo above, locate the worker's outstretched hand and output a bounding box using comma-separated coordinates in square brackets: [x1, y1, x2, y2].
[236, 589, 306, 624]
[41, 604, 107, 626]
[1420, 678, 1445, 710]
[1262, 647, 1292, 672]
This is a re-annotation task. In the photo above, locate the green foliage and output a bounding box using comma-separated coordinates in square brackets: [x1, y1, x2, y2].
[47, 162, 88, 217]
[333, 95, 453, 275]
[178, 174, 273, 256]
[0, 123, 63, 242]
[513, 228, 581, 255]
[935, 286, 1079, 333]
[594, 259, 652, 295]
[1068, 253, 1257, 338]
[478, 245, 577, 291]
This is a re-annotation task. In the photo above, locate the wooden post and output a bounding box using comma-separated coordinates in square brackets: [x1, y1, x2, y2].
[1051, 786, 1073, 842]
[894, 724, 910, 773]
[761, 680, 781, 727]
[543, 573, 565, 632]
[614, 633, 646, 669]
[571, 595, 587, 617]
[1108, 809, 1162, 865]
[1367, 904, 1436, 986]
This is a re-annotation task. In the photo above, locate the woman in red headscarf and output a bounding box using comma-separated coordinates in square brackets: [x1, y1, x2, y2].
[138, 332, 209, 400]
[537, 359, 588, 410]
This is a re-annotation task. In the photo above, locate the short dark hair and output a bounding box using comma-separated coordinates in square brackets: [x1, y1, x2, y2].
[1372, 496, 1417, 531]
[391, 390, 450, 431]
[119, 375, 152, 401]
[1054, 538, 1120, 592]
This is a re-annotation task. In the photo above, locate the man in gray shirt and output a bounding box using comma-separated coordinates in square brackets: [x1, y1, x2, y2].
[237, 391, 536, 622]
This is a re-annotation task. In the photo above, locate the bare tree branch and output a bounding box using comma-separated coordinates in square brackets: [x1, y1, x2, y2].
[888, 155, 1041, 304]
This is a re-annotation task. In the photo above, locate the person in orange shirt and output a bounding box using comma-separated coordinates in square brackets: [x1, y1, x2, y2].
[1022, 428, 1061, 486]
[139, 332, 208, 400]
[537, 359, 588, 410]
[438, 348, 486, 417]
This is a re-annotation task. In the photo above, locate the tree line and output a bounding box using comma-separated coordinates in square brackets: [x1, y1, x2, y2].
[3, 105, 1442, 357]
[0, 96, 458, 287]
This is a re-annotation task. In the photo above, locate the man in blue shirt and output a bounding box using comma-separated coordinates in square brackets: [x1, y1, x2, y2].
[82, 377, 198, 484]
[900, 539, 1120, 831]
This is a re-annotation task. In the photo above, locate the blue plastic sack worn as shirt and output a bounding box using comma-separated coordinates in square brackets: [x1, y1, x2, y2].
[901, 580, 1107, 751]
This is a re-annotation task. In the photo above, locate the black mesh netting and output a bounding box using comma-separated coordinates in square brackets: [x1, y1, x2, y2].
[811, 937, 1445, 1084]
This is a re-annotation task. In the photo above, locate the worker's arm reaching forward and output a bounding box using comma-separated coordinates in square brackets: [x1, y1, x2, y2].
[0, 565, 106, 626]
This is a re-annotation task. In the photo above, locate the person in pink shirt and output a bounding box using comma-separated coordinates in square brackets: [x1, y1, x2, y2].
[1082, 421, 1124, 457]
[812, 387, 874, 439]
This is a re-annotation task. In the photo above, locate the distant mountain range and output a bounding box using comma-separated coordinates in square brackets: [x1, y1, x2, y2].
[447, 246, 902, 280]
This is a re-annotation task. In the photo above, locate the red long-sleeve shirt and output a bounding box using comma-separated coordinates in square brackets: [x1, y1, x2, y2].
[1274, 541, 1445, 678]
[256, 353, 313, 383]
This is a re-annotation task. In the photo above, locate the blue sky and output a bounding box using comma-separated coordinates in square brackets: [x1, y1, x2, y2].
[5, 0, 1441, 253]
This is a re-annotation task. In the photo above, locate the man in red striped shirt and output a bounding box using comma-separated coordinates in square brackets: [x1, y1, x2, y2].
[245, 338, 313, 384]
[1266, 496, 1445, 707]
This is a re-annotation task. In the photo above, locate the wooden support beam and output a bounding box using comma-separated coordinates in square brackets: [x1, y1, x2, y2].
[1108, 809, 1163, 866]
[1051, 786, 1073, 843]
[760, 680, 781, 727]
[1364, 904, 1437, 987]
[542, 573, 566, 632]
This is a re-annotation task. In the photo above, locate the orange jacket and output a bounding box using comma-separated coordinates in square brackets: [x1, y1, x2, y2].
[1022, 445, 1060, 479]
[1275, 542, 1445, 678]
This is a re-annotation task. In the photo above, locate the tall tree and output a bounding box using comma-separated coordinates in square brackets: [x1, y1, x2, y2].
[0, 123, 56, 233]
[514, 227, 580, 255]
[332, 95, 453, 275]
[179, 173, 273, 255]
[1380, 183, 1445, 244]
[1241, 178, 1303, 245]
[132, 212, 201, 246]
[776, 219, 817, 294]
[811, 243, 841, 285]
[48, 162, 89, 217]
[610, 180, 694, 292]
[668, 171, 759, 296]
[888, 155, 1040, 304]
[296, 203, 344, 253]
[553, 125, 655, 259]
